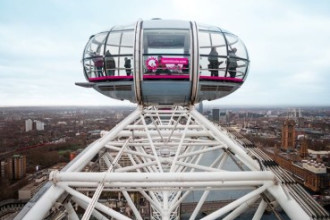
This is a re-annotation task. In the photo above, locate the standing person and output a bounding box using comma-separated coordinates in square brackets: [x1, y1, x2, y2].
[105, 50, 116, 76]
[92, 52, 104, 77]
[208, 47, 222, 77]
[124, 57, 132, 76]
[228, 48, 238, 78]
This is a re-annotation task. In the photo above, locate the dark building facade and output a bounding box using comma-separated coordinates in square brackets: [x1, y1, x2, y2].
[281, 119, 296, 151]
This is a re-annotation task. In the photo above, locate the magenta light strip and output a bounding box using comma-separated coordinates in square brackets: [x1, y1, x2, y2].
[89, 76, 134, 81]
[143, 75, 190, 80]
[199, 76, 243, 83]
[89, 75, 243, 82]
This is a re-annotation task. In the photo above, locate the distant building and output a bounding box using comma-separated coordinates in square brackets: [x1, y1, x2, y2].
[0, 161, 8, 178]
[34, 120, 45, 131]
[19, 175, 47, 200]
[299, 138, 308, 158]
[267, 151, 329, 192]
[212, 109, 220, 122]
[12, 155, 26, 180]
[281, 119, 296, 151]
[0, 155, 27, 180]
[25, 119, 33, 132]
[25, 119, 45, 132]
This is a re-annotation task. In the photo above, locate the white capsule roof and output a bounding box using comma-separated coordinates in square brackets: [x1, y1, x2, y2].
[77, 19, 250, 106]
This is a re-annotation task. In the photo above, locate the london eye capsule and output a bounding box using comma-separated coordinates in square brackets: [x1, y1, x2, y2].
[76, 19, 250, 106]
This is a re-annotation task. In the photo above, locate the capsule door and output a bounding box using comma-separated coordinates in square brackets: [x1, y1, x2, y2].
[140, 26, 192, 106]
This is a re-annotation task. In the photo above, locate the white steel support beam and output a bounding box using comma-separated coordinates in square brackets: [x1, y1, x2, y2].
[201, 183, 272, 220]
[82, 138, 130, 220]
[59, 184, 132, 220]
[267, 185, 310, 219]
[64, 202, 79, 220]
[72, 196, 109, 220]
[222, 195, 260, 220]
[190, 109, 259, 170]
[140, 114, 164, 173]
[252, 199, 267, 220]
[122, 190, 143, 220]
[20, 108, 141, 220]
[17, 106, 323, 220]
[56, 181, 269, 189]
[189, 189, 210, 220]
[67, 108, 141, 172]
[50, 171, 276, 183]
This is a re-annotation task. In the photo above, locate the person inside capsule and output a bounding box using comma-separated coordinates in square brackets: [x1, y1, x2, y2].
[91, 52, 104, 77]
[228, 48, 238, 78]
[105, 50, 116, 76]
[124, 57, 132, 76]
[208, 47, 223, 77]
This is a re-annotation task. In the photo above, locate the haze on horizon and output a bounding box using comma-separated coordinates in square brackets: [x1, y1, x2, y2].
[1, 0, 330, 107]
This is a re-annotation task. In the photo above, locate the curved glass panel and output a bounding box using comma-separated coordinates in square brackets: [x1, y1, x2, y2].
[106, 32, 121, 55]
[197, 23, 220, 32]
[83, 33, 108, 79]
[200, 56, 226, 77]
[103, 29, 134, 77]
[119, 31, 134, 54]
[198, 30, 227, 77]
[224, 33, 248, 59]
[142, 28, 191, 77]
[83, 28, 135, 80]
[84, 32, 108, 58]
[111, 23, 135, 31]
[199, 31, 226, 56]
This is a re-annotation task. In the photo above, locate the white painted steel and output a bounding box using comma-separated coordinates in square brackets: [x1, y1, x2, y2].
[222, 196, 259, 220]
[18, 106, 315, 220]
[122, 191, 143, 220]
[133, 19, 142, 104]
[59, 183, 132, 220]
[201, 183, 272, 220]
[252, 199, 267, 220]
[51, 171, 276, 182]
[267, 185, 310, 220]
[82, 138, 129, 220]
[189, 190, 210, 220]
[64, 202, 79, 220]
[71, 196, 109, 220]
[66, 108, 141, 172]
[20, 108, 142, 220]
[190, 108, 260, 171]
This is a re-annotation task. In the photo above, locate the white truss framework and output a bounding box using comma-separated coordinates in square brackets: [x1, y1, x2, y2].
[19, 106, 314, 220]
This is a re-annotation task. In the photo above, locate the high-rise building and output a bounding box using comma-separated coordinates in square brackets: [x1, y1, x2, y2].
[6, 155, 27, 180]
[212, 109, 220, 122]
[25, 119, 33, 132]
[281, 119, 296, 151]
[0, 161, 8, 178]
[25, 119, 45, 131]
[34, 120, 45, 131]
[300, 138, 308, 158]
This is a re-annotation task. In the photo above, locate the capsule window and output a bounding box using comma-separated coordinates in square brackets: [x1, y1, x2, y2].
[84, 33, 107, 58]
[83, 33, 107, 79]
[198, 30, 227, 77]
[142, 29, 191, 76]
[224, 34, 248, 60]
[104, 30, 134, 77]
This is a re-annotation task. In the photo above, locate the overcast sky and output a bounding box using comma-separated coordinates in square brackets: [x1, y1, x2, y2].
[0, 0, 330, 107]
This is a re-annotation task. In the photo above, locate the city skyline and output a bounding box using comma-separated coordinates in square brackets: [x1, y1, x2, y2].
[1, 0, 330, 107]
